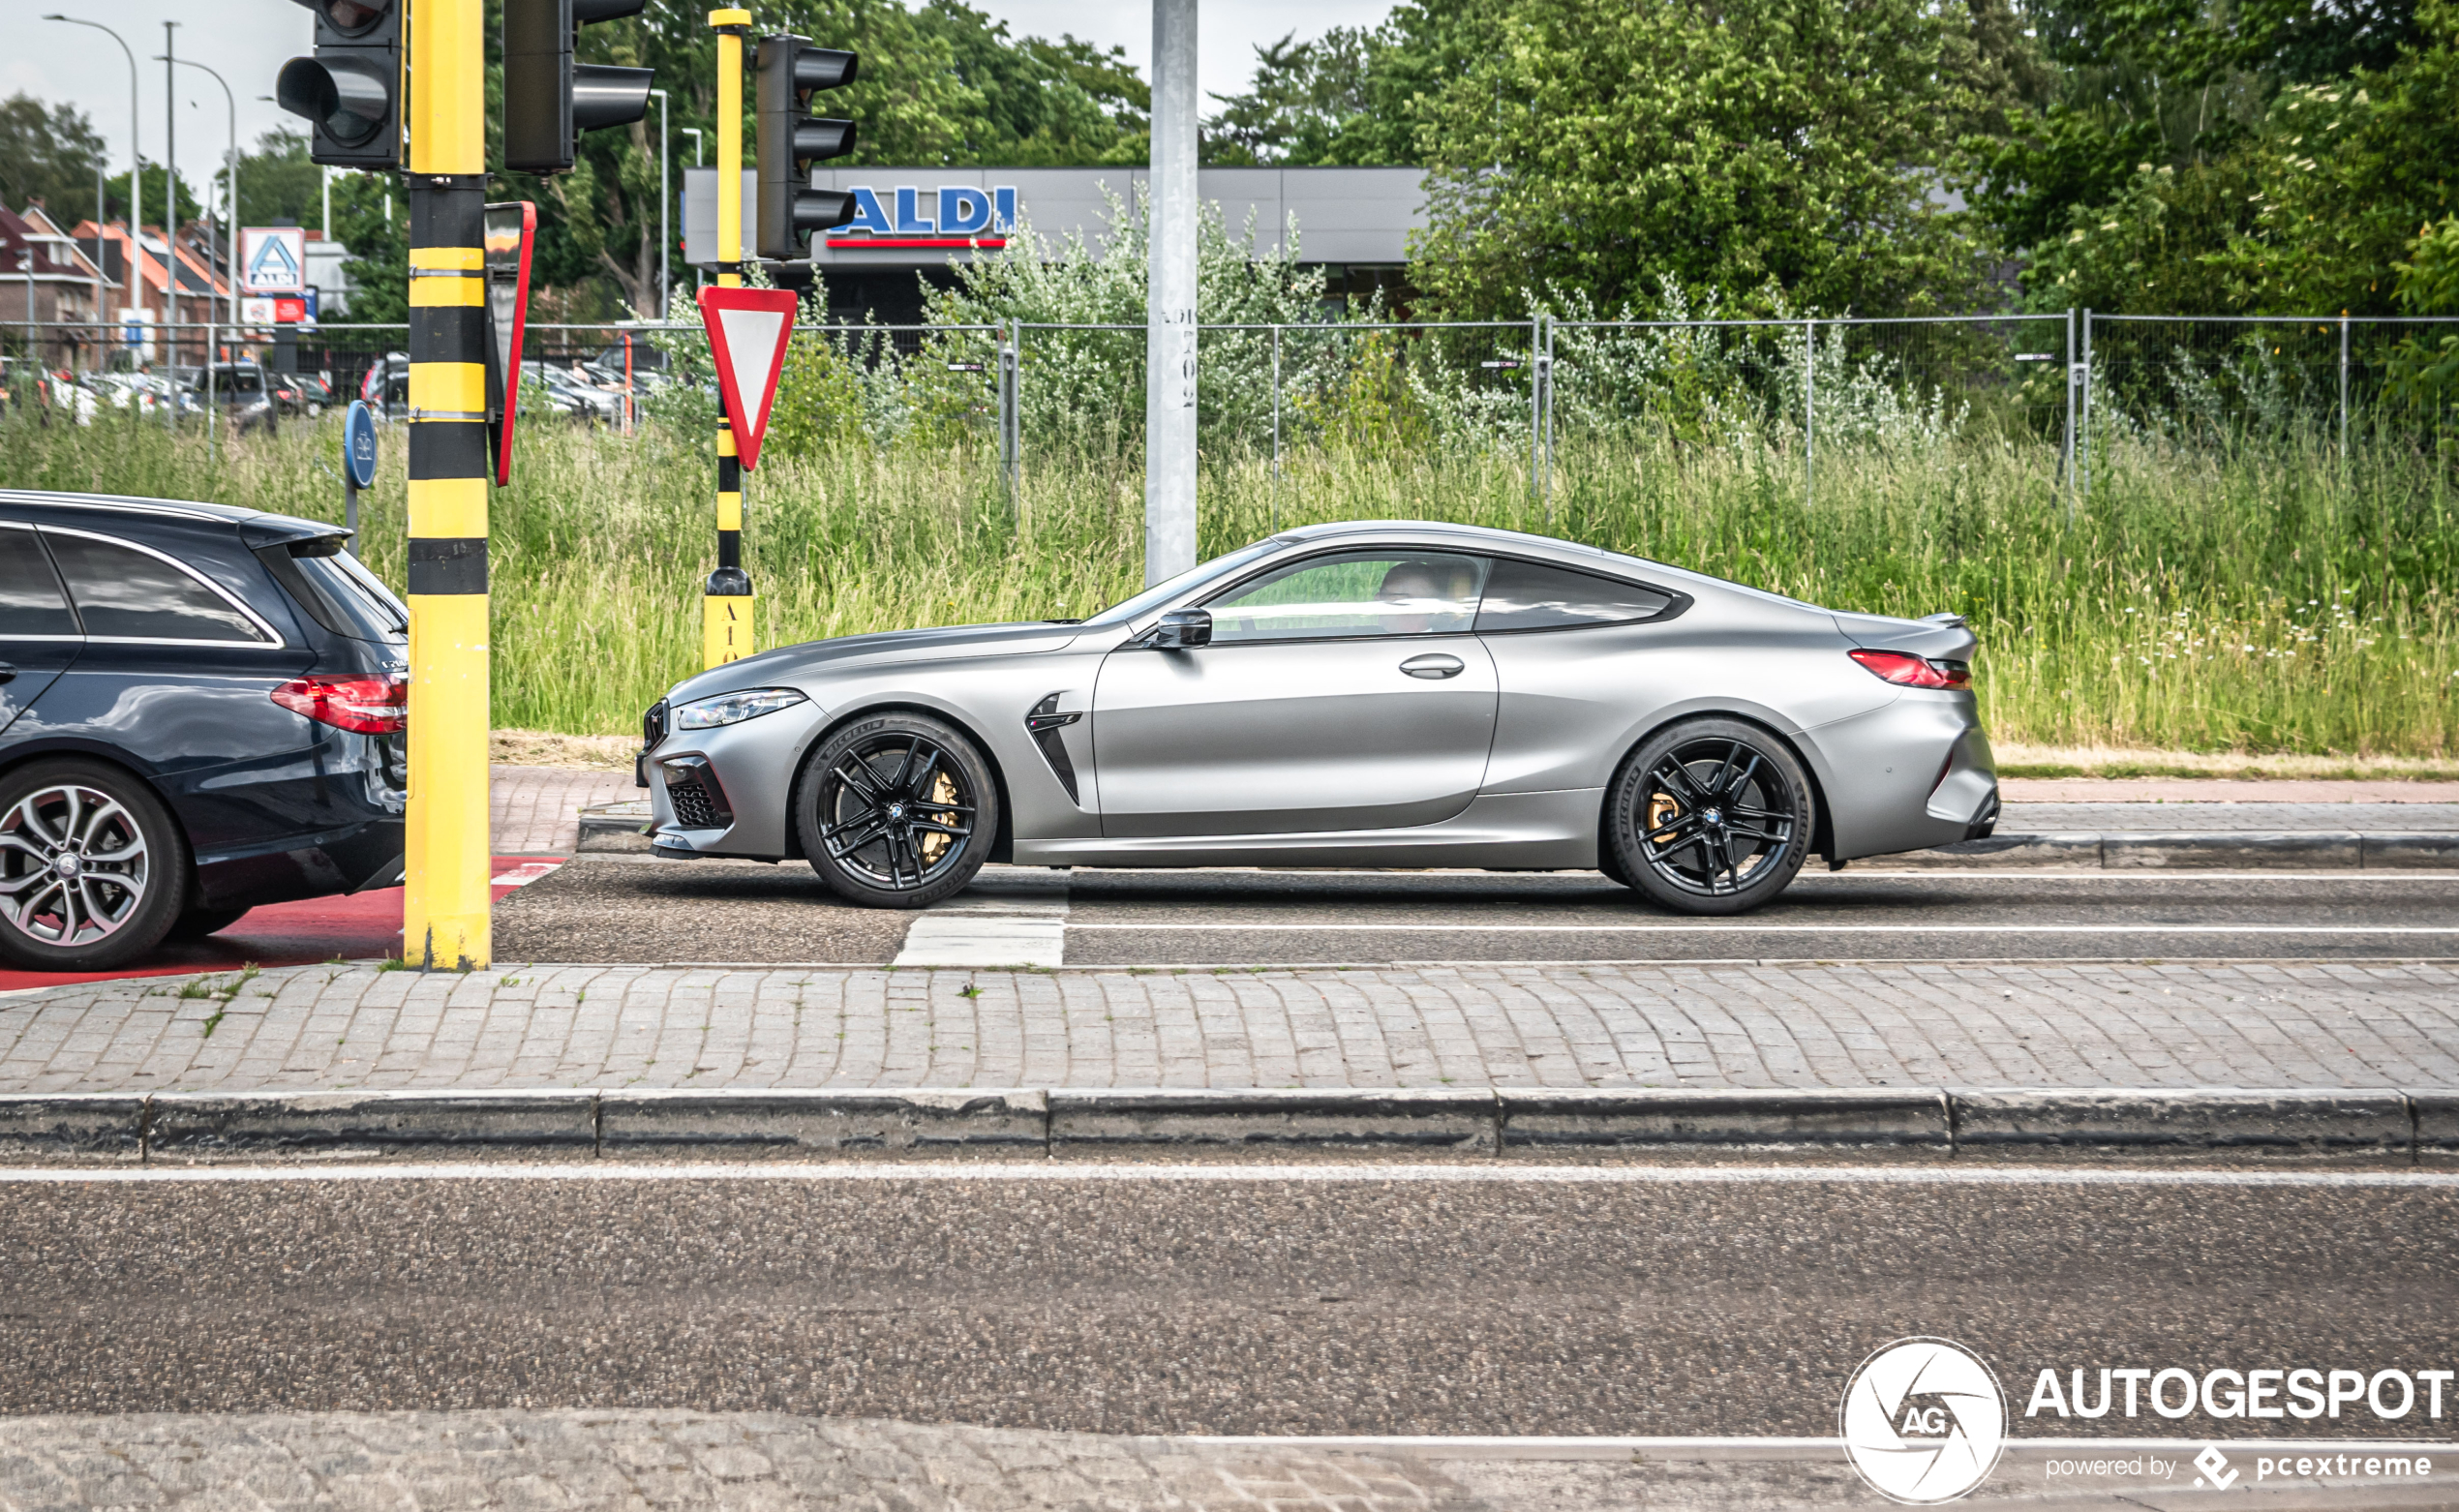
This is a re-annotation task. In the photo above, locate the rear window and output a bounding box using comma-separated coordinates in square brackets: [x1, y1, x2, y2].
[44, 529, 273, 644]
[0, 528, 77, 636]
[258, 538, 408, 642]
[1474, 557, 1678, 633]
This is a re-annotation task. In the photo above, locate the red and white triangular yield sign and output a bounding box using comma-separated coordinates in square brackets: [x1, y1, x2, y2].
[696, 287, 799, 471]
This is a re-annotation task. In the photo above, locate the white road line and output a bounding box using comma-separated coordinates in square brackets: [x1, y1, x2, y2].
[6, 1164, 2455, 1188]
[1064, 922, 2459, 935]
[1169, 1435, 2457, 1461]
[894, 888, 1071, 967]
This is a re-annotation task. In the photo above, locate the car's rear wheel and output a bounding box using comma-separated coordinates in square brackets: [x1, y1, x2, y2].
[0, 759, 190, 970]
[1607, 719, 1814, 916]
[795, 713, 997, 909]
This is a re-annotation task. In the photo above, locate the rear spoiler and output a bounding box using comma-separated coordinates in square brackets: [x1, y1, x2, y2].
[1831, 609, 1978, 662]
[234, 513, 352, 554]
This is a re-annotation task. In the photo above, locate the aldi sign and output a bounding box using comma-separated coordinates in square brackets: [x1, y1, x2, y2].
[824, 185, 1017, 248]
[240, 227, 308, 294]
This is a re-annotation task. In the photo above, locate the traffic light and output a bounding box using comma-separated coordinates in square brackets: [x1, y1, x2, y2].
[504, 0, 656, 174]
[755, 35, 859, 260]
[276, 0, 402, 168]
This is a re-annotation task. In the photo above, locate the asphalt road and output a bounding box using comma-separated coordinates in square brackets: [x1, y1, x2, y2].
[497, 857, 2459, 965]
[4, 1168, 2453, 1442]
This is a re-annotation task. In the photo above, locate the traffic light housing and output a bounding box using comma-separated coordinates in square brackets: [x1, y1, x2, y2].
[504, 0, 656, 174]
[755, 35, 859, 260]
[276, 0, 403, 168]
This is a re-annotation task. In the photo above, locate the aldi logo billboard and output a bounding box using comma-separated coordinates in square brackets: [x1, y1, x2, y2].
[825, 185, 1017, 249]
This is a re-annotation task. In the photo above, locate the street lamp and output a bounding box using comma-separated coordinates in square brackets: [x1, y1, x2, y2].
[651, 87, 670, 316]
[44, 15, 138, 329]
[163, 54, 238, 329]
[682, 127, 704, 165]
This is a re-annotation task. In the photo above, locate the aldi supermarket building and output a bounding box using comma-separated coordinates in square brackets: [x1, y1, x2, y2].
[682, 166, 1426, 324]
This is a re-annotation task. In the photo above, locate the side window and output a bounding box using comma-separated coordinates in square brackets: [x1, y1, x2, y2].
[1474, 557, 1677, 633]
[42, 530, 273, 644]
[1202, 552, 1488, 643]
[0, 529, 79, 637]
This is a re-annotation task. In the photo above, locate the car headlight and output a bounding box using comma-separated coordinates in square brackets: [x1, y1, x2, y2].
[671, 686, 808, 730]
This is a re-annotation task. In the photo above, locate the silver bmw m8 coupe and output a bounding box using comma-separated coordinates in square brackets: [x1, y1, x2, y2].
[637, 520, 1999, 915]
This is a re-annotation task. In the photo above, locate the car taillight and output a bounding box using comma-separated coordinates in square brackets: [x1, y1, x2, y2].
[1849, 650, 1971, 690]
[271, 672, 409, 733]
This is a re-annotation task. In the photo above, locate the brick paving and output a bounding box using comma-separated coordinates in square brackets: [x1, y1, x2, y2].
[492, 766, 635, 856]
[4, 960, 2453, 1095]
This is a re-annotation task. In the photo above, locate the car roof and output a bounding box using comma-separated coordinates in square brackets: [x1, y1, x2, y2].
[1267, 518, 1829, 614]
[0, 490, 348, 548]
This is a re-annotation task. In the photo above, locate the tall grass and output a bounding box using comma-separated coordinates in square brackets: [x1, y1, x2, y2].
[5, 409, 2453, 752]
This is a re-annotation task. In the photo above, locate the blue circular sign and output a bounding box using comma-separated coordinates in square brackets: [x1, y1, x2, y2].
[344, 401, 379, 489]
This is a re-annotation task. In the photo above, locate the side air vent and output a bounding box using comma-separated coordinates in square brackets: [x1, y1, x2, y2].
[1025, 693, 1083, 803]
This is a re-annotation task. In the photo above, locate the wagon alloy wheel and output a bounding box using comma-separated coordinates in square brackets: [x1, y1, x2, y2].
[0, 784, 152, 948]
[1610, 720, 1815, 917]
[0, 760, 189, 970]
[799, 715, 1000, 909]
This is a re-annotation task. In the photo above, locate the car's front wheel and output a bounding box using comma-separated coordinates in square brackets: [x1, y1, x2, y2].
[795, 713, 998, 909]
[0, 759, 191, 970]
[1606, 719, 1814, 916]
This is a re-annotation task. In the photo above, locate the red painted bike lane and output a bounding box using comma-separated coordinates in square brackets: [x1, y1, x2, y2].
[0, 859, 562, 994]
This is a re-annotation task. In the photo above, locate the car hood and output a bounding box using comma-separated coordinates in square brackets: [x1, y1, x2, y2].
[664, 620, 1088, 705]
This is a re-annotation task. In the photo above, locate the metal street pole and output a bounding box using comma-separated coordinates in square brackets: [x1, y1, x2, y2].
[704, 7, 755, 669]
[1143, 0, 1198, 586]
[651, 87, 670, 316]
[164, 57, 236, 329]
[165, 21, 179, 381]
[683, 127, 704, 166]
[402, 0, 494, 970]
[43, 15, 138, 347]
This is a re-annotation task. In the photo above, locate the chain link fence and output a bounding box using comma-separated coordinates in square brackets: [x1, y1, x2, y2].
[8, 310, 2455, 504]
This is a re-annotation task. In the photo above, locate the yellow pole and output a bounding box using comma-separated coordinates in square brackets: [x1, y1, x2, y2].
[402, 0, 492, 968]
[705, 7, 755, 669]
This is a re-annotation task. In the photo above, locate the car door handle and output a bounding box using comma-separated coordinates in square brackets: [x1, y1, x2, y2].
[1399, 653, 1464, 680]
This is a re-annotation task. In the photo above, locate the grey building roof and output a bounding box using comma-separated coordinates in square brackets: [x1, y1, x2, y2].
[683, 166, 1425, 272]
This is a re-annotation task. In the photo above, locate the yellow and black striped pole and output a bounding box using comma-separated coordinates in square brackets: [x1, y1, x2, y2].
[403, 0, 492, 969]
[705, 6, 756, 669]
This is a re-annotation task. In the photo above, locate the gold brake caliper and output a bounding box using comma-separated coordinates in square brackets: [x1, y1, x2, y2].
[919, 771, 958, 865]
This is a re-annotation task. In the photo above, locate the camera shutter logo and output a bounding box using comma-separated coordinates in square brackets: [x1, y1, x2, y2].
[1839, 1337, 2009, 1504]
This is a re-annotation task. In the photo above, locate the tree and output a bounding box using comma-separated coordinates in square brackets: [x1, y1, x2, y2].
[1406, 0, 1999, 320]
[0, 94, 110, 223]
[233, 130, 325, 231]
[1200, 0, 1472, 166]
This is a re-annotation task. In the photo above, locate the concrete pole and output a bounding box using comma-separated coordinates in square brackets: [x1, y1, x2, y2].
[1143, 0, 1198, 585]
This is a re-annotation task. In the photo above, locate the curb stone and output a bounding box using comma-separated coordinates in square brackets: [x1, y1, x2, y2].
[1870, 831, 2459, 869]
[2, 1088, 2453, 1165]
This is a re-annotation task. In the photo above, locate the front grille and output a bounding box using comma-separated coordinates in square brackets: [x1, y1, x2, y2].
[643, 699, 668, 747]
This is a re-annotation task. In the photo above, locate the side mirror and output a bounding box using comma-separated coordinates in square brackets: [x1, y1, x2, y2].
[1150, 608, 1212, 649]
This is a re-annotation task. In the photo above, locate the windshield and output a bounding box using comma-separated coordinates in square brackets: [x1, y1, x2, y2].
[1080, 538, 1290, 628]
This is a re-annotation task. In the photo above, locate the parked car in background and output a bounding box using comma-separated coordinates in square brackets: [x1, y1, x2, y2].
[584, 335, 669, 392]
[361, 352, 410, 418]
[0, 491, 410, 970]
[267, 371, 332, 417]
[186, 363, 281, 434]
[83, 372, 178, 416]
[522, 360, 623, 424]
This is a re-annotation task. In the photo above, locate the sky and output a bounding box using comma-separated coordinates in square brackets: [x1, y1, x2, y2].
[5, 0, 1400, 197]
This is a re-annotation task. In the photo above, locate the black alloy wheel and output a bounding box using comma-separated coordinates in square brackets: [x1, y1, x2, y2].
[0, 758, 192, 969]
[1608, 718, 1814, 916]
[795, 713, 998, 909]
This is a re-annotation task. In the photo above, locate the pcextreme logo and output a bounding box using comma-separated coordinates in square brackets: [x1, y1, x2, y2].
[1840, 1337, 2011, 1504]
